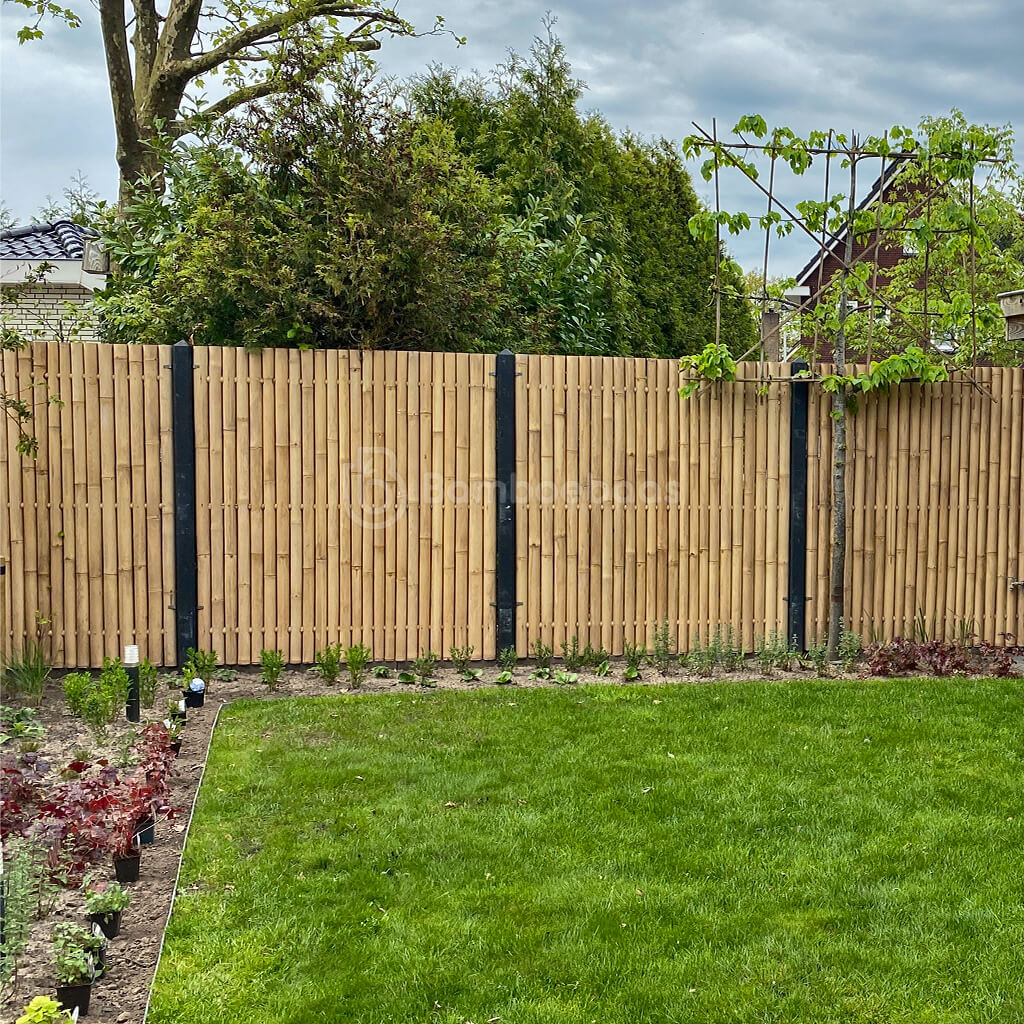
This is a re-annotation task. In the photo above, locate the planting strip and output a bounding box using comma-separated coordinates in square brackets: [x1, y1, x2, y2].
[140, 700, 225, 1023]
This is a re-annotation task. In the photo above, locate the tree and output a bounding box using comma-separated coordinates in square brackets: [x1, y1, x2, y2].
[682, 112, 1012, 659]
[8, 0, 447, 196]
[411, 27, 757, 358]
[95, 69, 517, 349]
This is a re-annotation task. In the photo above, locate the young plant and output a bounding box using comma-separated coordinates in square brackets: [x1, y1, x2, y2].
[805, 639, 829, 677]
[449, 644, 475, 677]
[837, 629, 863, 671]
[581, 643, 609, 670]
[139, 658, 157, 708]
[530, 639, 553, 671]
[15, 995, 73, 1024]
[183, 647, 218, 683]
[62, 672, 91, 717]
[411, 650, 438, 687]
[553, 670, 579, 685]
[260, 648, 284, 690]
[84, 881, 132, 915]
[212, 667, 238, 682]
[865, 637, 919, 676]
[650, 619, 674, 674]
[0, 705, 46, 746]
[495, 670, 515, 685]
[756, 631, 792, 674]
[684, 634, 715, 677]
[372, 665, 391, 678]
[313, 643, 343, 685]
[530, 666, 553, 680]
[2, 641, 50, 706]
[560, 636, 583, 672]
[623, 642, 645, 681]
[498, 646, 519, 672]
[344, 644, 372, 688]
[52, 922, 104, 986]
[715, 625, 745, 671]
[594, 660, 610, 677]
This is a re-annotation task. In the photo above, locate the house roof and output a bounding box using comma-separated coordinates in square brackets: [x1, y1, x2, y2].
[794, 160, 907, 289]
[0, 220, 97, 261]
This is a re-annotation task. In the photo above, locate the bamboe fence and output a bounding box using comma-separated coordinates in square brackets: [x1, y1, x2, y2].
[1, 342, 1022, 667]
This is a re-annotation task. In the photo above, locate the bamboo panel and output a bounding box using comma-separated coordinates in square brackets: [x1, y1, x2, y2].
[189, 349, 495, 663]
[804, 368, 1024, 644]
[0, 342, 174, 667]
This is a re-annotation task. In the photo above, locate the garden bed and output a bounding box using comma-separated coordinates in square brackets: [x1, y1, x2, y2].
[2, 642, 1022, 1023]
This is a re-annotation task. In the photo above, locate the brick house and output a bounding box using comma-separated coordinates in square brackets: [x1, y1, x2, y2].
[788, 163, 914, 362]
[1, 220, 107, 342]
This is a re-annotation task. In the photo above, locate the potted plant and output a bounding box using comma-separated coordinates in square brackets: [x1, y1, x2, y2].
[167, 718, 183, 755]
[183, 677, 206, 709]
[53, 922, 103, 1015]
[109, 806, 142, 883]
[85, 880, 132, 939]
[15, 995, 73, 1023]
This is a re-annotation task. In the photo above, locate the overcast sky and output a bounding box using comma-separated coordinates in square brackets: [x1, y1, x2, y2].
[1, 0, 1021, 274]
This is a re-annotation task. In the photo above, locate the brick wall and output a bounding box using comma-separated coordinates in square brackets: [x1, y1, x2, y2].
[0, 283, 100, 342]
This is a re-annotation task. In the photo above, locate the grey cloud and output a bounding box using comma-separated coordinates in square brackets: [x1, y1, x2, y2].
[2, 0, 1020, 274]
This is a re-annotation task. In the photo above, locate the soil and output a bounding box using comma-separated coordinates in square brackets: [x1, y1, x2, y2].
[2, 654, 1020, 1022]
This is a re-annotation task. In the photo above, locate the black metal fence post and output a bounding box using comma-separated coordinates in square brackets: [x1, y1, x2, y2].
[171, 341, 198, 667]
[494, 350, 518, 654]
[787, 360, 810, 651]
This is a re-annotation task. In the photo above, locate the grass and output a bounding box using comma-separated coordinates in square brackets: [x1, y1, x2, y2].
[150, 678, 1024, 1023]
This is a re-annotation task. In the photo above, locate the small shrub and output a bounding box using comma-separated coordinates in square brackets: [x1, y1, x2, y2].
[916, 640, 969, 677]
[64, 660, 129, 735]
[139, 658, 157, 708]
[838, 629, 863, 671]
[84, 881, 131, 915]
[561, 636, 583, 672]
[581, 643, 609, 670]
[260, 648, 284, 690]
[976, 642, 1015, 677]
[623, 642, 645, 680]
[449, 644, 475, 675]
[756, 630, 792, 673]
[805, 639, 829, 677]
[713, 624, 745, 671]
[684, 634, 715, 677]
[313, 643, 343, 685]
[183, 647, 218, 683]
[498, 646, 519, 672]
[650, 619, 673, 674]
[530, 639, 553, 670]
[411, 650, 437, 687]
[865, 637, 918, 677]
[345, 644, 373, 688]
[212, 667, 238, 682]
[3, 642, 50, 706]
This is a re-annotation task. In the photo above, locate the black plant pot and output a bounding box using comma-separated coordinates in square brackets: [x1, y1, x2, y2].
[92, 943, 107, 978]
[183, 687, 205, 709]
[56, 982, 91, 1016]
[114, 852, 141, 884]
[90, 909, 122, 939]
[135, 815, 155, 845]
[170, 739, 182, 755]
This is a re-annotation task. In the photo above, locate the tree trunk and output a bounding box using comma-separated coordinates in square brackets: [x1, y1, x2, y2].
[827, 152, 857, 661]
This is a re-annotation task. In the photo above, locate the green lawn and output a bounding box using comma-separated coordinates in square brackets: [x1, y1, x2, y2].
[149, 679, 1024, 1023]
